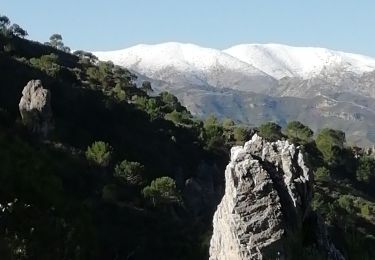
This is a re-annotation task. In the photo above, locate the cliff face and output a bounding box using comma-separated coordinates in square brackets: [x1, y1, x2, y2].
[209, 134, 342, 260]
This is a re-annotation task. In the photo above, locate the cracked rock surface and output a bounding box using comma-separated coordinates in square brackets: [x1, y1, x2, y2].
[209, 134, 343, 260]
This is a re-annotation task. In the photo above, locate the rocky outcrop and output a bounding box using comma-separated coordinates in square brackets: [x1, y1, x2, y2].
[209, 134, 343, 260]
[19, 80, 53, 137]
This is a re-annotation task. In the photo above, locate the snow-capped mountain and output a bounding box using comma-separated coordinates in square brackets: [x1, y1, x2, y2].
[223, 43, 375, 79]
[94, 42, 277, 93]
[95, 42, 375, 83]
[94, 43, 375, 146]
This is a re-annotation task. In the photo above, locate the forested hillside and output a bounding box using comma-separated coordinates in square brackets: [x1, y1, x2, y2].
[0, 15, 374, 259]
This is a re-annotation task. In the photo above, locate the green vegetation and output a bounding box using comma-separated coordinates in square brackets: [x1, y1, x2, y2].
[86, 141, 112, 167]
[203, 115, 225, 151]
[233, 126, 248, 143]
[0, 15, 27, 37]
[30, 53, 61, 76]
[338, 195, 356, 214]
[316, 128, 345, 166]
[258, 122, 283, 141]
[356, 156, 375, 183]
[286, 121, 313, 144]
[114, 160, 145, 185]
[1, 14, 375, 260]
[143, 177, 181, 206]
[45, 33, 70, 52]
[141, 80, 153, 93]
[314, 167, 331, 182]
[0, 17, 237, 258]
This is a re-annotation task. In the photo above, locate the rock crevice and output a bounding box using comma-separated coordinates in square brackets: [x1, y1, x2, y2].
[209, 134, 343, 260]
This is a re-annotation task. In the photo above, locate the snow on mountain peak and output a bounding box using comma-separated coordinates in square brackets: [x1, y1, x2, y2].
[94, 42, 267, 77]
[94, 42, 375, 84]
[223, 43, 375, 79]
[94, 42, 275, 90]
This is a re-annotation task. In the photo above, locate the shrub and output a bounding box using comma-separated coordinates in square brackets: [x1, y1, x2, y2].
[203, 116, 225, 151]
[338, 195, 355, 214]
[258, 122, 283, 141]
[73, 50, 98, 64]
[315, 167, 331, 182]
[30, 53, 60, 76]
[9, 24, 28, 38]
[114, 160, 145, 185]
[141, 81, 153, 93]
[356, 156, 375, 184]
[316, 128, 345, 166]
[86, 141, 112, 167]
[159, 92, 184, 112]
[111, 84, 127, 102]
[222, 118, 235, 129]
[47, 33, 70, 52]
[142, 177, 180, 206]
[233, 127, 248, 143]
[164, 110, 192, 125]
[360, 203, 370, 218]
[286, 121, 313, 144]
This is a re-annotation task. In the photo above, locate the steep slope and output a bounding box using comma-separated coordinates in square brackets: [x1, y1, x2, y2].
[0, 34, 232, 260]
[224, 43, 375, 80]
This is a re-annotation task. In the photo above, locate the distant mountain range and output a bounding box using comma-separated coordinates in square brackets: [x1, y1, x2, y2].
[94, 43, 375, 146]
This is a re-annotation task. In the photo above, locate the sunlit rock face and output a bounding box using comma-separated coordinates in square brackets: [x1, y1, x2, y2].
[19, 80, 53, 137]
[209, 134, 337, 260]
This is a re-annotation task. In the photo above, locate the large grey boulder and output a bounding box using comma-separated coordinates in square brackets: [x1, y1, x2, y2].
[209, 134, 343, 260]
[19, 80, 53, 137]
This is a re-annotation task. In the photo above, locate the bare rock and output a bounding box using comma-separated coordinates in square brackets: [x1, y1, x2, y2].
[19, 80, 53, 137]
[209, 134, 343, 260]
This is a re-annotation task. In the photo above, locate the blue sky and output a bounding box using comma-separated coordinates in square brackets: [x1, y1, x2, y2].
[1, 0, 374, 56]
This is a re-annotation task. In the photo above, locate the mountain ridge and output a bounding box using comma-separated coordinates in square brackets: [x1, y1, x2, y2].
[94, 42, 375, 146]
[94, 42, 375, 80]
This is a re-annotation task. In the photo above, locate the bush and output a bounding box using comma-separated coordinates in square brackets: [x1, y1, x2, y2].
[338, 195, 355, 214]
[315, 167, 331, 182]
[360, 203, 370, 218]
[204, 116, 223, 138]
[114, 160, 145, 185]
[30, 53, 60, 76]
[159, 92, 184, 112]
[141, 81, 153, 93]
[233, 127, 248, 143]
[142, 177, 180, 206]
[165, 110, 193, 125]
[9, 24, 28, 38]
[356, 156, 375, 184]
[286, 121, 313, 144]
[86, 141, 112, 167]
[258, 122, 283, 141]
[202, 115, 225, 151]
[316, 128, 345, 166]
[0, 15, 10, 31]
[73, 50, 98, 64]
[47, 33, 70, 52]
[86, 62, 113, 88]
[222, 118, 235, 129]
[312, 192, 324, 211]
[111, 84, 127, 102]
